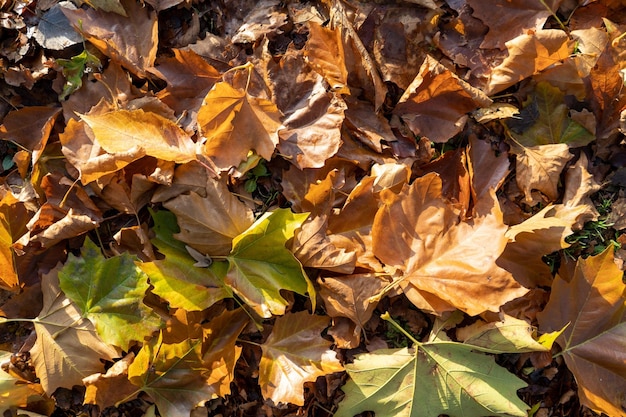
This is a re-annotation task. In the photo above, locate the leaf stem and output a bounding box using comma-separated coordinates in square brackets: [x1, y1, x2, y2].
[380, 312, 420, 346]
[538, 0, 567, 32]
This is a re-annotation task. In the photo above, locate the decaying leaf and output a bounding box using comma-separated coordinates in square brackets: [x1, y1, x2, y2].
[259, 311, 343, 406]
[537, 247, 626, 417]
[0, 351, 47, 409]
[58, 238, 162, 350]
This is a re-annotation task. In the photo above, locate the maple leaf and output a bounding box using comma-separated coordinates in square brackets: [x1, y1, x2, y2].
[139, 210, 232, 311]
[537, 247, 626, 416]
[394, 55, 492, 143]
[335, 318, 529, 417]
[80, 109, 197, 164]
[128, 332, 214, 416]
[30, 267, 119, 395]
[259, 311, 343, 406]
[0, 351, 47, 409]
[58, 238, 163, 351]
[62, 0, 157, 77]
[372, 173, 527, 315]
[225, 208, 313, 318]
[160, 169, 254, 256]
[197, 80, 282, 170]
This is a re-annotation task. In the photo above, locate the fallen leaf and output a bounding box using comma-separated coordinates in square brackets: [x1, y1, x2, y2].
[58, 238, 163, 350]
[139, 210, 232, 311]
[128, 332, 215, 416]
[0, 351, 47, 408]
[259, 311, 343, 405]
[537, 247, 626, 417]
[0, 194, 19, 291]
[372, 173, 527, 315]
[31, 267, 119, 395]
[62, 0, 157, 77]
[225, 208, 313, 318]
[304, 21, 349, 94]
[83, 353, 137, 410]
[487, 30, 573, 95]
[198, 80, 282, 170]
[394, 55, 492, 143]
[513, 143, 572, 204]
[335, 342, 527, 417]
[80, 109, 197, 164]
[467, 136, 510, 201]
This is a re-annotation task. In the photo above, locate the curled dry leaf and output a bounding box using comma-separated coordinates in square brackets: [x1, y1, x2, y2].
[513, 143, 572, 204]
[394, 55, 492, 143]
[83, 353, 137, 410]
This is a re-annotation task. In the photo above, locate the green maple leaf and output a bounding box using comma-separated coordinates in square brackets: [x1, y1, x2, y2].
[139, 210, 232, 312]
[225, 208, 314, 318]
[58, 238, 163, 350]
[335, 314, 529, 417]
[507, 82, 594, 148]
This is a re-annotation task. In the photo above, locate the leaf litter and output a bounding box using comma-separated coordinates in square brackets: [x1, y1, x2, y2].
[0, 0, 625, 416]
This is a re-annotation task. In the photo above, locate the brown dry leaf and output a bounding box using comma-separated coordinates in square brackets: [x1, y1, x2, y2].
[421, 148, 471, 215]
[83, 353, 137, 410]
[372, 173, 527, 316]
[148, 49, 221, 129]
[467, 0, 563, 50]
[15, 173, 103, 250]
[80, 109, 197, 164]
[231, 0, 287, 44]
[259, 311, 343, 406]
[31, 266, 119, 395]
[537, 247, 626, 416]
[304, 21, 349, 94]
[0, 193, 22, 291]
[268, 48, 346, 169]
[562, 153, 601, 226]
[394, 55, 492, 143]
[62, 0, 157, 77]
[162, 174, 254, 256]
[198, 81, 282, 170]
[487, 30, 573, 95]
[513, 143, 572, 204]
[468, 136, 510, 202]
[318, 273, 389, 345]
[0, 106, 61, 167]
[497, 204, 589, 288]
[344, 98, 396, 153]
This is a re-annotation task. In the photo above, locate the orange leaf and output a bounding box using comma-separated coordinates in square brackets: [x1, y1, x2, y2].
[259, 311, 343, 406]
[198, 81, 281, 170]
[80, 109, 197, 164]
[372, 173, 527, 315]
[538, 247, 626, 416]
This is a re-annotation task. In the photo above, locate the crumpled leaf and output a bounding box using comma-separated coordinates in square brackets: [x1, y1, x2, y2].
[31, 267, 119, 395]
[80, 109, 197, 164]
[128, 332, 214, 416]
[372, 173, 527, 315]
[335, 342, 528, 417]
[62, 0, 157, 77]
[259, 311, 343, 405]
[513, 143, 572, 204]
[58, 238, 163, 350]
[83, 353, 137, 410]
[138, 210, 232, 311]
[198, 80, 282, 170]
[0, 351, 47, 408]
[394, 55, 492, 143]
[225, 208, 313, 318]
[537, 246, 626, 417]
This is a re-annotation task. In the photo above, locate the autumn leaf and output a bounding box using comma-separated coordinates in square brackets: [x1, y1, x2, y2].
[30, 267, 119, 395]
[139, 210, 232, 311]
[0, 351, 47, 409]
[128, 332, 215, 416]
[225, 208, 313, 318]
[335, 329, 528, 417]
[80, 109, 197, 164]
[513, 143, 572, 204]
[372, 173, 527, 315]
[198, 80, 282, 170]
[259, 311, 343, 406]
[537, 247, 626, 416]
[62, 0, 157, 77]
[58, 238, 163, 350]
[83, 353, 137, 410]
[0, 194, 19, 291]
